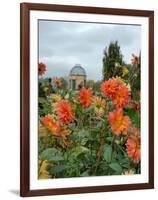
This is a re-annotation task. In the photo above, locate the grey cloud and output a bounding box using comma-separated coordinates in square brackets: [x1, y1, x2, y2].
[39, 20, 141, 80]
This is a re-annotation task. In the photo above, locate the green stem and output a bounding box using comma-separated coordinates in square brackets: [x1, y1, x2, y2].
[93, 125, 105, 175]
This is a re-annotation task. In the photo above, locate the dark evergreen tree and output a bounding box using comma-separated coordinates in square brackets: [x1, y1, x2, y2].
[102, 41, 124, 80]
[128, 52, 141, 95]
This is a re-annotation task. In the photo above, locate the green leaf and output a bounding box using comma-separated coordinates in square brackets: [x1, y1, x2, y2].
[81, 137, 88, 145]
[80, 170, 90, 177]
[40, 148, 63, 161]
[39, 97, 46, 103]
[49, 164, 68, 174]
[106, 136, 114, 142]
[103, 144, 112, 163]
[76, 146, 89, 155]
[119, 158, 130, 169]
[78, 129, 90, 138]
[109, 162, 122, 173]
[72, 146, 89, 157]
[96, 121, 103, 129]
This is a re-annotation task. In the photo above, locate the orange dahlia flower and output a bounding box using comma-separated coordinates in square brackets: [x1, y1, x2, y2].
[113, 85, 130, 108]
[101, 78, 120, 98]
[42, 115, 71, 137]
[126, 127, 141, 163]
[60, 125, 71, 137]
[38, 62, 46, 76]
[101, 78, 130, 108]
[42, 115, 60, 136]
[79, 87, 93, 108]
[108, 108, 131, 135]
[55, 100, 74, 124]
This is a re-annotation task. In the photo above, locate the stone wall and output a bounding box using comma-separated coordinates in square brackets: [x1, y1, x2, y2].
[69, 75, 86, 90]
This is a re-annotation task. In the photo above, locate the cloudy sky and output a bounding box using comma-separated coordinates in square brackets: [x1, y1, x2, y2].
[39, 20, 141, 81]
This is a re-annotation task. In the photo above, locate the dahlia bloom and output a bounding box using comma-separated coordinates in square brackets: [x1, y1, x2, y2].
[42, 115, 71, 137]
[100, 77, 130, 108]
[126, 127, 141, 163]
[93, 97, 106, 107]
[53, 77, 62, 87]
[113, 85, 130, 108]
[55, 100, 74, 124]
[101, 78, 119, 99]
[60, 125, 71, 137]
[38, 62, 46, 76]
[42, 115, 60, 136]
[108, 108, 131, 135]
[92, 97, 106, 116]
[79, 87, 93, 108]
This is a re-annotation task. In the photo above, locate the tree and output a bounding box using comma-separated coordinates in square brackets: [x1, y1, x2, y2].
[87, 80, 94, 88]
[128, 52, 141, 95]
[102, 41, 124, 80]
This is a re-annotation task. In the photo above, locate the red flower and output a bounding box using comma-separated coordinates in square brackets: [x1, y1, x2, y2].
[55, 100, 74, 124]
[38, 62, 46, 76]
[101, 78, 130, 108]
[79, 87, 93, 108]
[108, 108, 131, 136]
[126, 127, 141, 163]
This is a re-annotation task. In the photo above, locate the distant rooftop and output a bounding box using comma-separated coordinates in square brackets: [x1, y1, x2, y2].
[70, 64, 86, 76]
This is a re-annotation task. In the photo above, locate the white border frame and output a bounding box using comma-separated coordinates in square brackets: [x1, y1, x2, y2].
[30, 10, 149, 190]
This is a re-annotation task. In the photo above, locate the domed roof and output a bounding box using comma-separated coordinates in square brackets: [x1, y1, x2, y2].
[70, 64, 86, 76]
